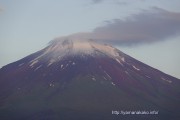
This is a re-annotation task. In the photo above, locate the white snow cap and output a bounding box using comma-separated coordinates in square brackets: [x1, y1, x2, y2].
[47, 37, 122, 58]
[30, 37, 125, 66]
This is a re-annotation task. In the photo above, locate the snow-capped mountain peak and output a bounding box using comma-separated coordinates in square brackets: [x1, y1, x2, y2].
[29, 39, 125, 66]
[47, 39, 120, 56]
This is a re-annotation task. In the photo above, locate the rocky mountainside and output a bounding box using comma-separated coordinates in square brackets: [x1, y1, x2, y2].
[0, 39, 180, 120]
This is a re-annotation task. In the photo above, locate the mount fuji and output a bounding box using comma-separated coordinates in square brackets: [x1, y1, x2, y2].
[0, 39, 180, 120]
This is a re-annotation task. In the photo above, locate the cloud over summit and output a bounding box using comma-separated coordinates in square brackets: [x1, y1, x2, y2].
[56, 7, 180, 46]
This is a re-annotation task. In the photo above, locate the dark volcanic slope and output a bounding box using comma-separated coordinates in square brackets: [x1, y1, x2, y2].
[0, 39, 180, 120]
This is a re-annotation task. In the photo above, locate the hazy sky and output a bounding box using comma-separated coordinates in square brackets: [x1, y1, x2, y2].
[0, 0, 180, 78]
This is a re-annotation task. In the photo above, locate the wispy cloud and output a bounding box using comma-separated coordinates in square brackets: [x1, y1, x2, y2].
[90, 0, 143, 5]
[56, 7, 180, 46]
[91, 0, 104, 4]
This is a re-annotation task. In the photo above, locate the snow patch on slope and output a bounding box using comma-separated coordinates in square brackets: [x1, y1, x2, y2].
[18, 63, 24, 67]
[121, 57, 125, 62]
[34, 65, 42, 71]
[48, 59, 56, 66]
[132, 65, 140, 71]
[29, 60, 38, 67]
[111, 82, 115, 86]
[104, 71, 111, 80]
[61, 64, 63, 68]
[161, 77, 172, 83]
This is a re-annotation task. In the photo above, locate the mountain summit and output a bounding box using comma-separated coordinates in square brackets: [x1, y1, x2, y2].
[0, 39, 180, 120]
[31, 39, 125, 65]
